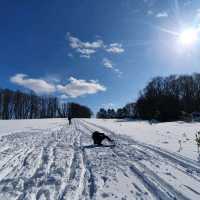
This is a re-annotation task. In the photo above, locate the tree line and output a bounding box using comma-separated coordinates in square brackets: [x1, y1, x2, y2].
[135, 73, 200, 122]
[97, 73, 200, 122]
[96, 103, 135, 119]
[0, 88, 92, 119]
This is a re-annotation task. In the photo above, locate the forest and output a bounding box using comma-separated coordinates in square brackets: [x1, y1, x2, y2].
[0, 88, 92, 119]
[135, 73, 200, 121]
[97, 73, 200, 122]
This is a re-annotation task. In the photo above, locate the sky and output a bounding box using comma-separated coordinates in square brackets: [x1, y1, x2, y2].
[1, 0, 200, 113]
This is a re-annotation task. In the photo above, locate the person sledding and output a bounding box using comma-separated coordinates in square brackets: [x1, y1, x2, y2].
[92, 131, 114, 146]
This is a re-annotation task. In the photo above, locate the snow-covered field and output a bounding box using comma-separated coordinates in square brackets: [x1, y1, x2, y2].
[85, 119, 200, 162]
[0, 118, 200, 200]
[0, 118, 67, 137]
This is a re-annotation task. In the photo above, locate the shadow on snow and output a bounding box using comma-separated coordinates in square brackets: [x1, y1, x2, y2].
[81, 144, 115, 150]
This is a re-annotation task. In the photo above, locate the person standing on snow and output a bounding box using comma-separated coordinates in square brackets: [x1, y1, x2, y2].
[68, 115, 72, 125]
[67, 103, 72, 125]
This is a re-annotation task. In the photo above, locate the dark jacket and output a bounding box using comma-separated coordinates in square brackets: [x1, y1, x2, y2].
[92, 131, 112, 145]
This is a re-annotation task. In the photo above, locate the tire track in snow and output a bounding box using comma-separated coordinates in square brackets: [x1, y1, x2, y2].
[83, 120, 200, 175]
[17, 142, 55, 199]
[58, 120, 87, 200]
[112, 147, 190, 200]
[75, 120, 97, 200]
[83, 120, 200, 178]
[0, 124, 72, 200]
[81, 119, 200, 200]
[80, 121, 162, 199]
[21, 126, 73, 200]
[1, 118, 199, 199]
[79, 120, 155, 200]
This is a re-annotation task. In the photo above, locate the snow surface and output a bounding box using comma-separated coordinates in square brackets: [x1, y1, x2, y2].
[85, 119, 200, 162]
[0, 118, 67, 137]
[0, 118, 200, 200]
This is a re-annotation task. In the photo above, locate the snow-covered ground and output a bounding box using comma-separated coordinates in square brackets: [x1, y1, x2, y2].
[0, 118, 67, 137]
[0, 118, 200, 200]
[85, 119, 200, 162]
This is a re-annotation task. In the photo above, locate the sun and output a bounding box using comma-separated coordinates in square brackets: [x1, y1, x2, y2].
[179, 28, 198, 46]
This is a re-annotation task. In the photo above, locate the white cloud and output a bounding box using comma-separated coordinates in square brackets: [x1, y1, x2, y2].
[11, 74, 106, 98]
[10, 74, 56, 94]
[77, 48, 96, 58]
[103, 58, 113, 69]
[57, 77, 106, 98]
[67, 33, 103, 58]
[155, 11, 168, 18]
[67, 33, 125, 57]
[105, 43, 125, 54]
[102, 58, 122, 77]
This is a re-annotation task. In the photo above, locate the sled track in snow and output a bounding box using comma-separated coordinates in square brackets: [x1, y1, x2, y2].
[80, 119, 200, 200]
[0, 119, 102, 200]
[0, 121, 87, 200]
[0, 119, 200, 200]
[58, 120, 87, 200]
[82, 120, 200, 175]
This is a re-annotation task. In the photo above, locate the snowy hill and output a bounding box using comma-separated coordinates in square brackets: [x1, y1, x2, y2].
[0, 118, 200, 200]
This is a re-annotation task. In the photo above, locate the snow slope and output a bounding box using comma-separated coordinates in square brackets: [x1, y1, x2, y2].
[0, 118, 200, 200]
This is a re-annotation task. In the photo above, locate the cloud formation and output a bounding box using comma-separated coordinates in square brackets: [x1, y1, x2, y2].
[102, 58, 122, 77]
[10, 74, 56, 94]
[67, 33, 124, 58]
[102, 58, 113, 69]
[67, 33, 103, 58]
[10, 74, 106, 98]
[105, 43, 125, 54]
[57, 77, 106, 98]
[155, 11, 168, 18]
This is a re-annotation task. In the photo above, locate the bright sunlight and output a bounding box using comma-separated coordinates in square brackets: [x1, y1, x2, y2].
[179, 28, 199, 46]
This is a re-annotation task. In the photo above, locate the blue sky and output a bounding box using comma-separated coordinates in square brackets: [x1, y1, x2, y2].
[1, 0, 200, 112]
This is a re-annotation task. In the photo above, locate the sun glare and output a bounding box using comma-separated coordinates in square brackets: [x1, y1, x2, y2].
[179, 28, 198, 46]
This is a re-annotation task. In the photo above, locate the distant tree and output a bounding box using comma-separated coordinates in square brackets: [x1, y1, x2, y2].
[1, 89, 13, 119]
[0, 88, 2, 119]
[107, 109, 116, 118]
[96, 108, 107, 118]
[116, 108, 127, 119]
[58, 103, 68, 118]
[68, 103, 92, 118]
[96, 104, 136, 119]
[124, 103, 136, 118]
